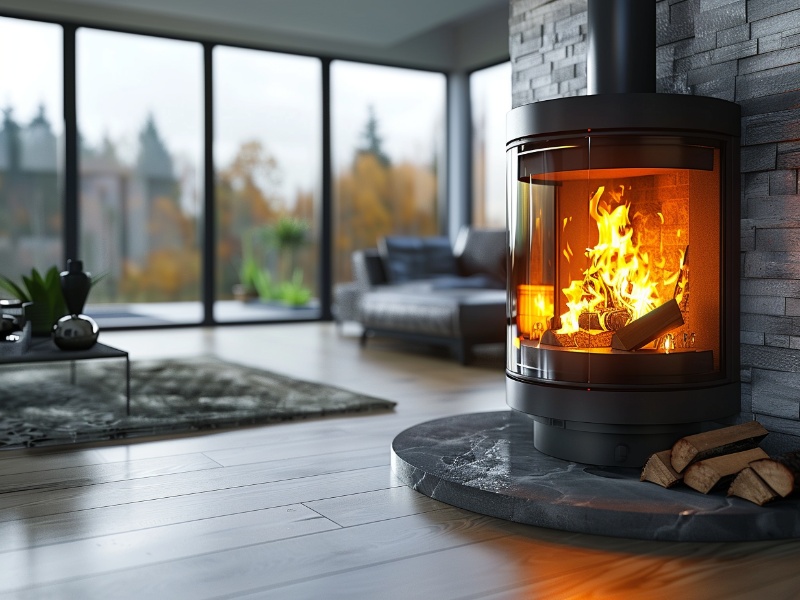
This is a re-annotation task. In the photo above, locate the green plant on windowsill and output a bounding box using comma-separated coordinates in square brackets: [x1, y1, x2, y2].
[233, 255, 262, 302]
[278, 269, 312, 307]
[0, 267, 66, 336]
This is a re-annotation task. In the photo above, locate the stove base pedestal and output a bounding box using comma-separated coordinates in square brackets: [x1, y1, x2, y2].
[532, 417, 700, 468]
[391, 411, 800, 542]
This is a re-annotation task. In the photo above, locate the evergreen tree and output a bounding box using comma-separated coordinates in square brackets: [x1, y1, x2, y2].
[357, 105, 390, 167]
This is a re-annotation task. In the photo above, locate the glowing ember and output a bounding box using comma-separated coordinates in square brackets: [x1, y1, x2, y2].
[558, 185, 684, 337]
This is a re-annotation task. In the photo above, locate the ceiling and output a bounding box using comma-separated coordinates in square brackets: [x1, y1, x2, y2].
[46, 0, 508, 47]
[0, 0, 509, 69]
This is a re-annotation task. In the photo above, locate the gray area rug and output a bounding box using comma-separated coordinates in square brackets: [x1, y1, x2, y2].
[0, 358, 396, 449]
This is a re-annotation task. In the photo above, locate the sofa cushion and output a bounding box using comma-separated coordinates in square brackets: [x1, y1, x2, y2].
[359, 287, 505, 339]
[379, 237, 426, 283]
[430, 274, 503, 290]
[422, 237, 458, 276]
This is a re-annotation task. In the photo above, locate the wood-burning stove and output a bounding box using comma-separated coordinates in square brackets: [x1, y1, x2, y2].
[505, 0, 741, 467]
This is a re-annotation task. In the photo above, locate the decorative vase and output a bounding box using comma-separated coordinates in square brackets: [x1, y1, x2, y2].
[60, 259, 91, 315]
[53, 314, 99, 350]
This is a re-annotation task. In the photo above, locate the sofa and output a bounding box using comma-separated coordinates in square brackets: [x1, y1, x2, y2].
[337, 227, 507, 364]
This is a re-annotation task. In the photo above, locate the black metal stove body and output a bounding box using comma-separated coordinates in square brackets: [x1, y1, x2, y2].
[505, 0, 741, 467]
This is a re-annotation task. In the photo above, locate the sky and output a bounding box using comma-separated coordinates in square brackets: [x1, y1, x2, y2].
[330, 61, 446, 174]
[0, 18, 62, 133]
[0, 15, 446, 211]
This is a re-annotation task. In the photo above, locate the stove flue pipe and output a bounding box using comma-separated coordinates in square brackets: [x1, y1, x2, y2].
[587, 0, 656, 95]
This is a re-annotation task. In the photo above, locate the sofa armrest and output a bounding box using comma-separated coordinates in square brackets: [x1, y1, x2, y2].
[453, 227, 507, 287]
[352, 249, 387, 288]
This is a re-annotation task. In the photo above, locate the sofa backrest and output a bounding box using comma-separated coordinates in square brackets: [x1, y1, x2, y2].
[352, 227, 507, 288]
[378, 236, 458, 283]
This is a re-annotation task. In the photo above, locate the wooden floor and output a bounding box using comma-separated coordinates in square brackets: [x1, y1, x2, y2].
[2, 323, 800, 599]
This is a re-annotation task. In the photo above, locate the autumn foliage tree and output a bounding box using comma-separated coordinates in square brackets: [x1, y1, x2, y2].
[121, 195, 200, 301]
[216, 140, 284, 297]
[333, 109, 439, 283]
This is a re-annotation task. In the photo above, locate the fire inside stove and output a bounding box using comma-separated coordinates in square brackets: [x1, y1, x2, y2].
[520, 180, 689, 351]
[509, 136, 721, 381]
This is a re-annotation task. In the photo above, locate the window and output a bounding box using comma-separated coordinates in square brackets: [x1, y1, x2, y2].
[471, 61, 511, 229]
[0, 15, 455, 328]
[213, 47, 321, 321]
[0, 17, 63, 278]
[331, 61, 446, 285]
[77, 29, 203, 325]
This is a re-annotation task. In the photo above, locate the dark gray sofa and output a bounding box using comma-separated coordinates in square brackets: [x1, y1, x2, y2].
[347, 227, 507, 364]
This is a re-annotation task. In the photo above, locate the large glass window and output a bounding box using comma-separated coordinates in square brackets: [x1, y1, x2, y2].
[331, 61, 446, 285]
[0, 17, 63, 279]
[77, 29, 203, 325]
[471, 61, 511, 229]
[213, 47, 321, 322]
[1, 16, 455, 328]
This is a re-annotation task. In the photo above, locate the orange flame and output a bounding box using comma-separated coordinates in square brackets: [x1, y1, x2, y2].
[518, 284, 554, 340]
[559, 185, 680, 334]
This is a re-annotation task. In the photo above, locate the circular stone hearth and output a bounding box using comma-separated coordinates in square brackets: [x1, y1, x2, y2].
[390, 410, 800, 542]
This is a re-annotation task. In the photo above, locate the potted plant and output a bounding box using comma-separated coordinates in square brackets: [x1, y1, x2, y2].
[233, 218, 313, 307]
[278, 269, 312, 307]
[0, 267, 67, 336]
[233, 255, 261, 302]
[273, 217, 311, 307]
[233, 227, 271, 302]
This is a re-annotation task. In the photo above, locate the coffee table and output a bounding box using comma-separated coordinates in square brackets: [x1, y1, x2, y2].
[0, 338, 131, 415]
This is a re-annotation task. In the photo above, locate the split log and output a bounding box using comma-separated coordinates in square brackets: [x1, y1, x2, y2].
[670, 420, 769, 473]
[749, 451, 800, 498]
[683, 447, 768, 494]
[727, 467, 779, 506]
[641, 449, 682, 488]
[611, 299, 684, 351]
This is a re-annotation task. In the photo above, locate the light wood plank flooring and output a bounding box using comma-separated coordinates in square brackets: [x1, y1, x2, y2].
[2, 323, 799, 599]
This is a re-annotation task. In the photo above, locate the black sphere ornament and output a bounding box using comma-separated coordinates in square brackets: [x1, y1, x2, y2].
[53, 314, 99, 350]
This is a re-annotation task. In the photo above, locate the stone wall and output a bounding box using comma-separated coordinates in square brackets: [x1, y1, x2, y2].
[510, 0, 800, 451]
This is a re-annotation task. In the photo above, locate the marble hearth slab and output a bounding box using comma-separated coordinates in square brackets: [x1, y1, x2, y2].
[390, 410, 800, 542]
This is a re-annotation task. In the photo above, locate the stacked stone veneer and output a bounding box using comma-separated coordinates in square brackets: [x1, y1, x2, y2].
[510, 0, 800, 451]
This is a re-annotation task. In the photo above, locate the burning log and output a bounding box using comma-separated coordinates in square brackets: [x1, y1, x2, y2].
[611, 299, 684, 351]
[577, 308, 630, 333]
[727, 467, 779, 506]
[578, 312, 602, 331]
[600, 309, 630, 332]
[574, 329, 614, 348]
[540, 329, 575, 347]
[683, 447, 769, 494]
[749, 451, 800, 498]
[670, 420, 769, 473]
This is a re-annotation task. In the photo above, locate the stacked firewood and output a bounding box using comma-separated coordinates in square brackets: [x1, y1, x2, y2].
[641, 421, 800, 506]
